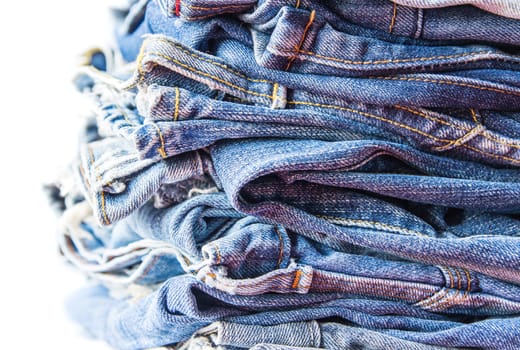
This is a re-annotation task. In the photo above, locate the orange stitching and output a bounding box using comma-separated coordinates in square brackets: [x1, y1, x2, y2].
[417, 266, 453, 308]
[207, 272, 217, 279]
[292, 270, 303, 288]
[295, 0, 301, 8]
[151, 123, 167, 159]
[277, 48, 496, 66]
[288, 101, 520, 164]
[174, 87, 180, 121]
[183, 1, 250, 11]
[369, 76, 520, 98]
[432, 124, 485, 152]
[470, 109, 479, 123]
[214, 245, 221, 264]
[271, 82, 279, 104]
[389, 1, 397, 33]
[462, 268, 471, 296]
[274, 226, 284, 268]
[396, 105, 520, 150]
[151, 37, 270, 83]
[286, 10, 316, 71]
[87, 146, 110, 225]
[148, 51, 273, 101]
[142, 43, 520, 163]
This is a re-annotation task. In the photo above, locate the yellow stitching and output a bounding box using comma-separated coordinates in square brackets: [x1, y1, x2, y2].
[151, 123, 167, 159]
[274, 226, 284, 268]
[317, 215, 428, 237]
[419, 289, 449, 308]
[214, 245, 221, 264]
[396, 105, 520, 150]
[288, 100, 520, 164]
[174, 87, 180, 121]
[277, 48, 496, 66]
[87, 146, 110, 225]
[148, 51, 273, 101]
[463, 268, 471, 297]
[470, 109, 479, 123]
[455, 268, 462, 291]
[292, 270, 303, 288]
[142, 43, 520, 163]
[417, 266, 453, 308]
[183, 2, 250, 11]
[271, 82, 279, 105]
[286, 10, 316, 71]
[389, 1, 397, 33]
[432, 124, 485, 152]
[295, 0, 301, 8]
[369, 76, 520, 98]
[207, 272, 217, 279]
[153, 37, 270, 83]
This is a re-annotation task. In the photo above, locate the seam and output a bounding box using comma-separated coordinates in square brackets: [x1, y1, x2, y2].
[87, 146, 110, 225]
[470, 109, 479, 123]
[182, 1, 251, 11]
[271, 82, 279, 106]
[389, 1, 397, 33]
[274, 226, 284, 268]
[368, 75, 520, 98]
[463, 268, 471, 296]
[151, 123, 167, 159]
[274, 48, 498, 66]
[288, 100, 520, 164]
[396, 105, 520, 150]
[174, 87, 180, 121]
[317, 215, 428, 237]
[292, 269, 303, 288]
[286, 10, 316, 71]
[437, 268, 463, 309]
[154, 37, 271, 83]
[78, 164, 91, 191]
[142, 44, 520, 163]
[417, 266, 453, 308]
[148, 51, 273, 101]
[432, 124, 485, 152]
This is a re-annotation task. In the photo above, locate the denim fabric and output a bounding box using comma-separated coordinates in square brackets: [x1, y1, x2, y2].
[66, 277, 520, 350]
[390, 0, 520, 20]
[157, 0, 520, 46]
[210, 138, 520, 284]
[178, 321, 451, 350]
[52, 0, 520, 348]
[130, 33, 520, 110]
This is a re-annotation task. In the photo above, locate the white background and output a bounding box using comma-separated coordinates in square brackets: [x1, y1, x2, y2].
[0, 1, 119, 348]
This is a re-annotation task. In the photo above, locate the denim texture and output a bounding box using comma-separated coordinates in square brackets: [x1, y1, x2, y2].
[390, 0, 520, 20]
[48, 0, 520, 349]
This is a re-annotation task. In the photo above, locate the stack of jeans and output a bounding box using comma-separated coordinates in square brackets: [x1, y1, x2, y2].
[47, 0, 520, 349]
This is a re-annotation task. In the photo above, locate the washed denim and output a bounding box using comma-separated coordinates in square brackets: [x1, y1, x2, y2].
[67, 276, 520, 350]
[178, 321, 451, 350]
[129, 33, 520, 110]
[55, 0, 520, 349]
[390, 0, 520, 20]
[156, 0, 520, 46]
[59, 189, 520, 316]
[209, 138, 520, 285]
